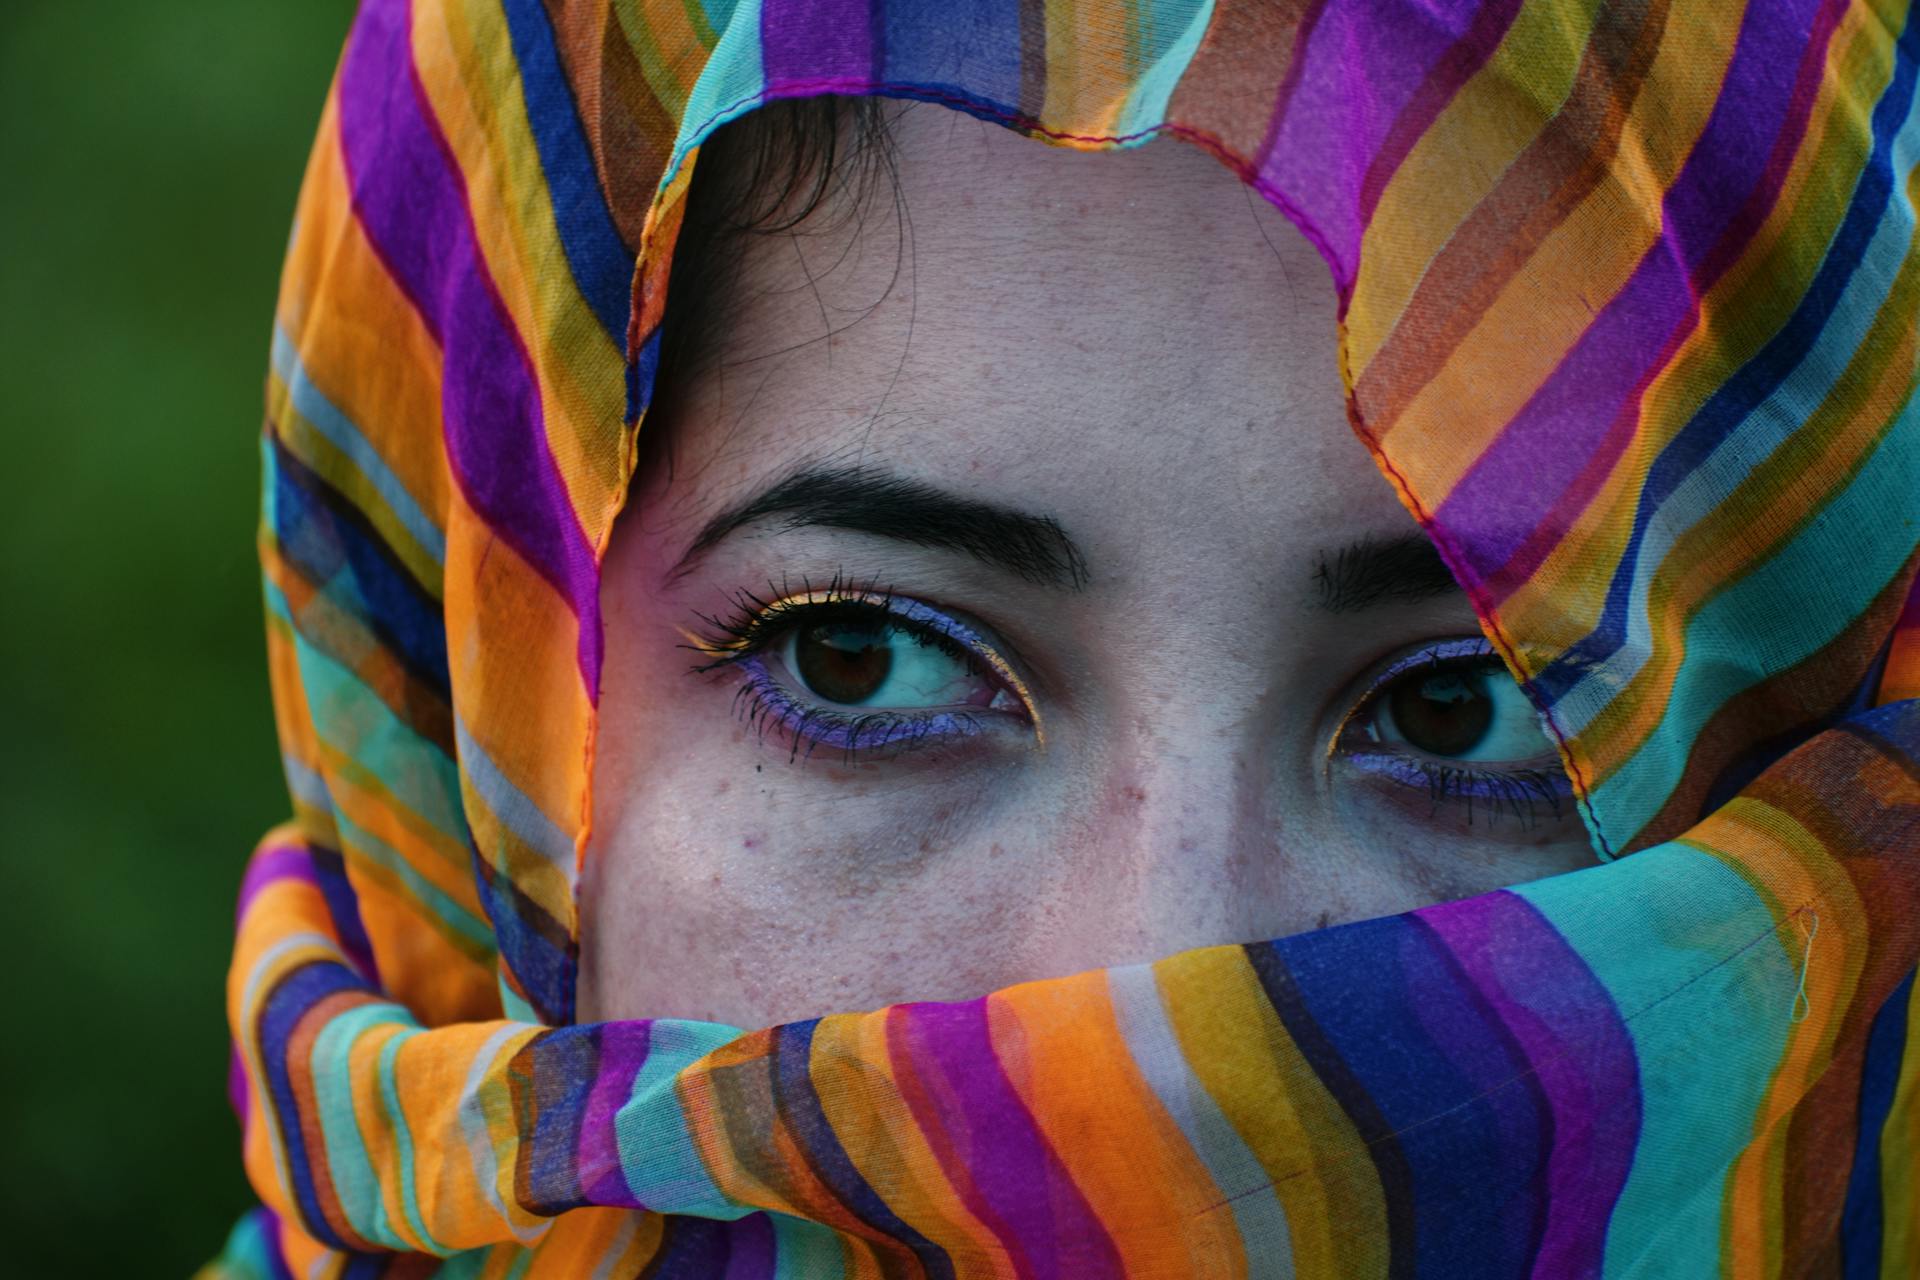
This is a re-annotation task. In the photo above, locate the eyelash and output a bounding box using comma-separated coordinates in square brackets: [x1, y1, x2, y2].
[1338, 639, 1570, 828]
[689, 580, 1570, 824]
[685, 572, 1025, 762]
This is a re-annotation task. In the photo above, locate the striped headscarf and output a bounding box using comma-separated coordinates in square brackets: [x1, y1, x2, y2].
[208, 1, 1920, 1275]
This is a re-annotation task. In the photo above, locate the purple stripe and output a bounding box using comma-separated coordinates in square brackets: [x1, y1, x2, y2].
[1259, 0, 1498, 289]
[237, 842, 318, 924]
[889, 998, 1122, 1279]
[761, 0, 878, 85]
[577, 1020, 653, 1208]
[721, 1213, 777, 1278]
[1416, 892, 1639, 1275]
[335, 0, 604, 696]
[1356, 0, 1524, 229]
[255, 1207, 298, 1280]
[1433, 0, 1840, 575]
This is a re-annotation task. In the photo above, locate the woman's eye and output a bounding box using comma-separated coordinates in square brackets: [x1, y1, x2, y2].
[783, 618, 1000, 709]
[1340, 639, 1571, 826]
[690, 586, 1035, 758]
[1371, 660, 1552, 762]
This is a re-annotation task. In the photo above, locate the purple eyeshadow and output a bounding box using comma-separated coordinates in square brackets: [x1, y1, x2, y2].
[1341, 635, 1573, 823]
[1344, 747, 1571, 802]
[730, 651, 989, 757]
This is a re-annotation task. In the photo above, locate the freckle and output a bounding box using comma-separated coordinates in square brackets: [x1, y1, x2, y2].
[989, 843, 1004, 858]
[711, 873, 723, 887]
[1121, 785, 1148, 804]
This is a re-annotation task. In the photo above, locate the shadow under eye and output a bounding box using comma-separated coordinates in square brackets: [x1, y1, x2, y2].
[1337, 637, 1574, 830]
[686, 580, 1037, 761]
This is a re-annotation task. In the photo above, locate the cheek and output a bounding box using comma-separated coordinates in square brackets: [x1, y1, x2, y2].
[581, 721, 1027, 1024]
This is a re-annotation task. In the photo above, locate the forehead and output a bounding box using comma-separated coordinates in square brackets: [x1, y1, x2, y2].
[643, 102, 1411, 563]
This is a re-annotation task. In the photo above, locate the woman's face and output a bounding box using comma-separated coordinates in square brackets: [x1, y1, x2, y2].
[580, 104, 1593, 1027]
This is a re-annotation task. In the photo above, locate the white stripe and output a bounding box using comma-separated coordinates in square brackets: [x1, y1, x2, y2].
[459, 1024, 552, 1246]
[1108, 964, 1296, 1279]
[456, 713, 575, 870]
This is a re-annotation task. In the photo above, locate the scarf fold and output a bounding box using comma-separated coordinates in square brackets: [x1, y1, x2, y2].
[209, 0, 1920, 1275]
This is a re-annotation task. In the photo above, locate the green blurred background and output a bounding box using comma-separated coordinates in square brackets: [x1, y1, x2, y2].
[1, 4, 357, 1272]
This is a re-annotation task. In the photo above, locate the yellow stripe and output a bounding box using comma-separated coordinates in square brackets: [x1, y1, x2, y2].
[416, 1, 628, 511]
[1156, 946, 1388, 1280]
[1576, 194, 1920, 787]
[1494, 0, 1896, 662]
[1680, 794, 1867, 1276]
[1347, 0, 1603, 374]
[993, 969, 1249, 1275]
[1373, 0, 1746, 502]
[811, 1008, 1009, 1266]
[276, 101, 452, 549]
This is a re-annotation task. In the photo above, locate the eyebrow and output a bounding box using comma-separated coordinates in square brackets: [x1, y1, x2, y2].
[1313, 533, 1461, 612]
[671, 464, 1091, 588]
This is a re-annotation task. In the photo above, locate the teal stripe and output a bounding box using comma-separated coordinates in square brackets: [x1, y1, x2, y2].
[210, 1208, 279, 1280]
[1589, 401, 1920, 838]
[498, 976, 540, 1024]
[431, 1248, 490, 1280]
[312, 1002, 414, 1248]
[1552, 87, 1920, 748]
[615, 1019, 749, 1218]
[692, 0, 738, 44]
[332, 806, 495, 953]
[1113, 0, 1214, 139]
[258, 606, 494, 949]
[670, 0, 765, 183]
[1516, 841, 1801, 1276]
[769, 1210, 850, 1280]
[268, 574, 470, 864]
[270, 326, 446, 568]
[378, 1027, 444, 1254]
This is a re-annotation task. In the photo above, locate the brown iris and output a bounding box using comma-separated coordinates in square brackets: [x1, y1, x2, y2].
[794, 621, 893, 704]
[1386, 668, 1493, 757]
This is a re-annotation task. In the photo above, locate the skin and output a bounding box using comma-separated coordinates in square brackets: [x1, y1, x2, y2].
[579, 102, 1595, 1029]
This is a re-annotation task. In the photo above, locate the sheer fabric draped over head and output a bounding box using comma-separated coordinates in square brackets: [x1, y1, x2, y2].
[210, 1, 1920, 1275]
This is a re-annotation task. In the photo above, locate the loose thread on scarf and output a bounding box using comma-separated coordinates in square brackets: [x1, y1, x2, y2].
[1790, 908, 1820, 1024]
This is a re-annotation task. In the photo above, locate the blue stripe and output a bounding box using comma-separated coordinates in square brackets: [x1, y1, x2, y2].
[270, 327, 446, 568]
[1253, 915, 1552, 1278]
[468, 830, 577, 1025]
[500, 0, 634, 343]
[1535, 10, 1920, 704]
[1842, 969, 1914, 1279]
[516, 1025, 598, 1213]
[772, 1020, 956, 1280]
[269, 433, 452, 704]
[257, 960, 368, 1251]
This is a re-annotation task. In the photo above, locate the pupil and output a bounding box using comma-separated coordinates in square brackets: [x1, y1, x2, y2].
[794, 622, 893, 705]
[1388, 669, 1493, 757]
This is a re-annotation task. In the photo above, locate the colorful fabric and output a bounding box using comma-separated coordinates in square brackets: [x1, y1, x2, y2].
[207, 0, 1920, 1276]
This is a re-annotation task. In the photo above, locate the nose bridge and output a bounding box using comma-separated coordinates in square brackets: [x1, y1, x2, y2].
[1044, 710, 1287, 962]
